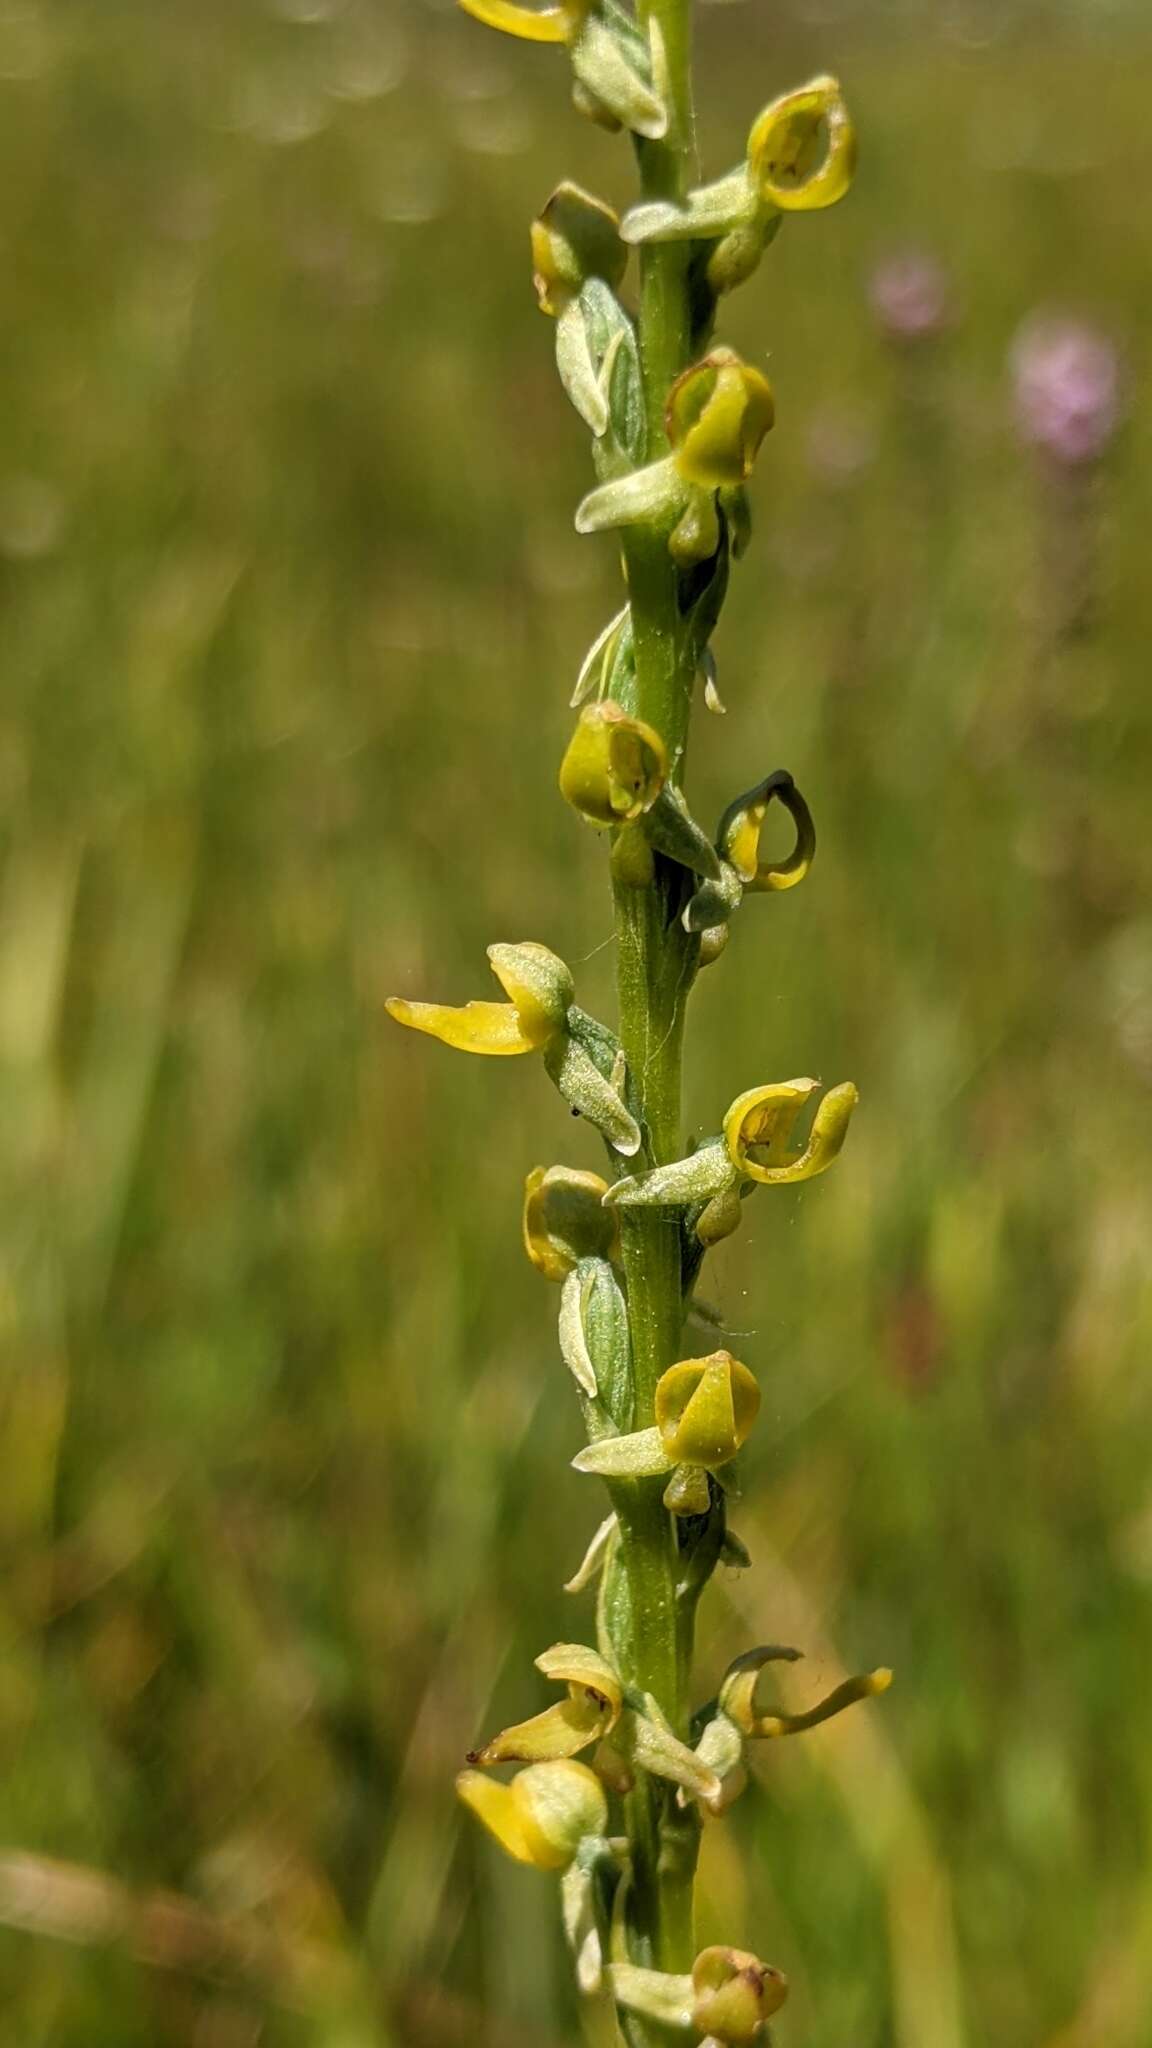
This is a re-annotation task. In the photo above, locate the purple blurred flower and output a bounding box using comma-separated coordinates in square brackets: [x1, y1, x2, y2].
[1011, 315, 1122, 467]
[868, 247, 952, 344]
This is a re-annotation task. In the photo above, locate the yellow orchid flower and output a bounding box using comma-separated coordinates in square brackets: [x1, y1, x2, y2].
[456, 1758, 607, 1870]
[456, 0, 668, 141]
[747, 75, 856, 214]
[573, 1350, 759, 1517]
[665, 350, 776, 491]
[559, 701, 668, 826]
[717, 769, 815, 893]
[723, 1077, 857, 1185]
[386, 941, 572, 1056]
[523, 1164, 619, 1280]
[692, 1945, 789, 2041]
[469, 1644, 622, 1766]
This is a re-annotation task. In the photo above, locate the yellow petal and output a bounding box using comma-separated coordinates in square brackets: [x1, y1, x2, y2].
[536, 1642, 622, 1725]
[385, 995, 536, 1056]
[457, 0, 571, 43]
[747, 75, 856, 213]
[655, 1352, 760, 1468]
[471, 1695, 609, 1764]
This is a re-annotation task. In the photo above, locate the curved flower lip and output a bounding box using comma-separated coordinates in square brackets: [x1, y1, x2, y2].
[719, 1644, 892, 1740]
[457, 0, 576, 42]
[724, 1078, 857, 1185]
[717, 770, 815, 893]
[386, 942, 573, 1057]
[747, 74, 856, 213]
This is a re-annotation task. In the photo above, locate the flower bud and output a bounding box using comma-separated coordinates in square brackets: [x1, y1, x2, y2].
[559, 701, 668, 826]
[655, 1351, 760, 1467]
[523, 1165, 618, 1280]
[531, 182, 627, 316]
[747, 75, 855, 212]
[666, 349, 775, 490]
[456, 1759, 607, 1870]
[691, 1946, 789, 2041]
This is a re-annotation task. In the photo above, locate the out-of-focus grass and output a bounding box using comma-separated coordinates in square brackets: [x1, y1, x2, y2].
[0, 2, 1150, 2043]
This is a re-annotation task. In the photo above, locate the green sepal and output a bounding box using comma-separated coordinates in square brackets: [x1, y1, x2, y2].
[574, 278, 645, 467]
[683, 860, 743, 933]
[596, 1526, 633, 1671]
[555, 298, 611, 436]
[642, 784, 723, 879]
[621, 167, 756, 244]
[575, 455, 685, 537]
[608, 1962, 694, 2027]
[545, 1019, 639, 1163]
[581, 1254, 633, 1431]
[565, 1509, 618, 1594]
[570, 13, 668, 141]
[571, 605, 629, 708]
[607, 1137, 733, 1211]
[615, 1691, 724, 1804]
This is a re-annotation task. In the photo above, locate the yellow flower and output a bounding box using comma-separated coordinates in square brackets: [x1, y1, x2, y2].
[455, 0, 667, 141]
[655, 1351, 760, 1467]
[469, 1644, 623, 1765]
[531, 182, 626, 317]
[559, 701, 668, 826]
[456, 1758, 607, 1870]
[666, 349, 776, 490]
[747, 75, 856, 213]
[719, 1644, 892, 1741]
[691, 1946, 789, 2042]
[386, 941, 572, 1057]
[717, 769, 815, 893]
[523, 1165, 619, 1280]
[723, 1077, 858, 1185]
[573, 1350, 759, 1517]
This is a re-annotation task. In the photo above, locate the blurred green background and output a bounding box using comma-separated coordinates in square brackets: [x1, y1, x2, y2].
[1, 0, 1151, 2043]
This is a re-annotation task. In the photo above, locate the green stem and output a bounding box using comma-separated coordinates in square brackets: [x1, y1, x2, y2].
[609, 0, 702, 2008]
